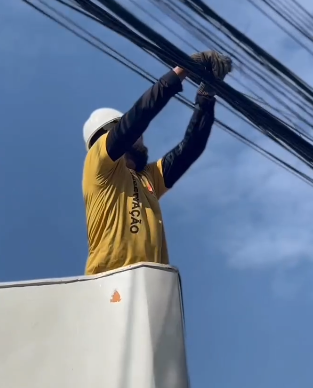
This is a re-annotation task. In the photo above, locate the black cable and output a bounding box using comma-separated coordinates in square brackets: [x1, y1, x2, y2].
[247, 0, 313, 55]
[74, 0, 313, 169]
[152, 0, 313, 137]
[291, 0, 313, 20]
[248, 0, 313, 54]
[265, 0, 313, 40]
[117, 0, 307, 143]
[61, 0, 298, 145]
[72, 0, 309, 137]
[135, 0, 298, 119]
[174, 0, 313, 136]
[180, 0, 313, 104]
[22, 0, 313, 188]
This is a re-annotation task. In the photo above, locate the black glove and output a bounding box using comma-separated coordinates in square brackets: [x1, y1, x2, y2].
[191, 50, 232, 97]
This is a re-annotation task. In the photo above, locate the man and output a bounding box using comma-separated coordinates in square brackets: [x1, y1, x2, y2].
[82, 50, 232, 275]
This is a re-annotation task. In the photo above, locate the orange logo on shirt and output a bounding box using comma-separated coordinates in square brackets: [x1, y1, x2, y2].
[110, 290, 121, 303]
[147, 182, 153, 193]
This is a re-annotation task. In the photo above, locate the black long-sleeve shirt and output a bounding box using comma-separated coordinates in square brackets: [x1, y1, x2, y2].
[106, 69, 215, 188]
[161, 94, 215, 188]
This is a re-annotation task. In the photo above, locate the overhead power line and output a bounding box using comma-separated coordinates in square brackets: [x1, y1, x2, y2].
[177, 0, 313, 103]
[145, 0, 313, 137]
[64, 0, 313, 172]
[21, 0, 313, 188]
[246, 0, 313, 57]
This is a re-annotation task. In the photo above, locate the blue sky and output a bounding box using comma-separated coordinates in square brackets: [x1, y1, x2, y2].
[1, 0, 313, 387]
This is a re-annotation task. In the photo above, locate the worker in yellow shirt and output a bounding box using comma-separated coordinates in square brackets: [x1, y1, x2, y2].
[82, 50, 232, 275]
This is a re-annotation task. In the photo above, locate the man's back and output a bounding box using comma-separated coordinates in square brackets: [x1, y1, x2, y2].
[83, 135, 169, 275]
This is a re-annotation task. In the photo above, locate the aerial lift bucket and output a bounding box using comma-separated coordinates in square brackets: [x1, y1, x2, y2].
[0, 263, 190, 388]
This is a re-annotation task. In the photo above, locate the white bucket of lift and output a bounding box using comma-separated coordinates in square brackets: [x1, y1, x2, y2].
[0, 263, 189, 388]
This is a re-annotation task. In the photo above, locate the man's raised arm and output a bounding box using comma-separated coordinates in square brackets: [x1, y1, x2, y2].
[146, 51, 232, 196]
[162, 94, 216, 189]
[103, 50, 231, 164]
[106, 67, 187, 162]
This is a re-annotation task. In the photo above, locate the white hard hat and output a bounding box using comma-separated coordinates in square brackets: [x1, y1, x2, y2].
[83, 107, 123, 150]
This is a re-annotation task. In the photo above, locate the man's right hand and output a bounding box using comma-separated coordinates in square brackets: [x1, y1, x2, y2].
[191, 50, 232, 97]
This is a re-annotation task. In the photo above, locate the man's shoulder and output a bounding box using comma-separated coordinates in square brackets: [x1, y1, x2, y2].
[83, 155, 130, 194]
[83, 146, 127, 180]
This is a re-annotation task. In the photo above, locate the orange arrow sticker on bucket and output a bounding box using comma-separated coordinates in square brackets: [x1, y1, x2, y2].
[110, 290, 121, 303]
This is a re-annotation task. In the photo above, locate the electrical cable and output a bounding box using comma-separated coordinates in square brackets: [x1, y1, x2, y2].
[178, 0, 313, 104]
[22, 0, 313, 188]
[146, 0, 313, 137]
[26, 0, 313, 171]
[72, 0, 313, 169]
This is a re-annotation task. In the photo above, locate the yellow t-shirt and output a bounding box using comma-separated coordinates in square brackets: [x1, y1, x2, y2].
[82, 133, 169, 275]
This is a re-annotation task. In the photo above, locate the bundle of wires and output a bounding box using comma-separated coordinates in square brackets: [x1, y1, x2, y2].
[247, 0, 313, 56]
[151, 0, 313, 133]
[73, 0, 313, 167]
[21, 0, 313, 186]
